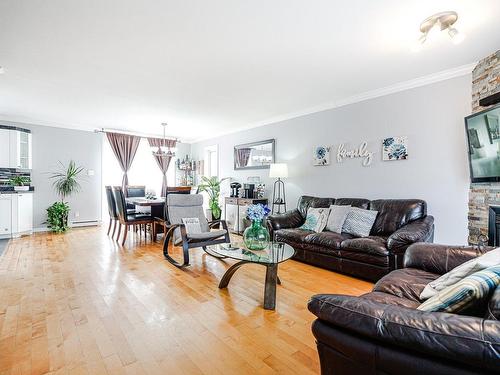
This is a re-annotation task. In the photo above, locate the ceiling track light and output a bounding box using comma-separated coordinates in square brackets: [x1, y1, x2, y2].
[413, 11, 465, 51]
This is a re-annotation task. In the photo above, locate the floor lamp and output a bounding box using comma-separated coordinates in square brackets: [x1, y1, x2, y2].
[269, 163, 288, 214]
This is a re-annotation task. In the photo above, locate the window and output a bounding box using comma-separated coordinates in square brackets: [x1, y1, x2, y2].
[204, 145, 218, 177]
[102, 137, 176, 218]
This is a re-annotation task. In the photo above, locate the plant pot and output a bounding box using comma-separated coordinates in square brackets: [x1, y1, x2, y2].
[243, 220, 270, 250]
[14, 186, 29, 191]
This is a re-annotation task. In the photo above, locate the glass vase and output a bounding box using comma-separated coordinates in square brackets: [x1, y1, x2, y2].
[243, 219, 270, 250]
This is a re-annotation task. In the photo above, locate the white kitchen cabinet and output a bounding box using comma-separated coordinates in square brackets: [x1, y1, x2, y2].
[0, 129, 10, 168]
[0, 195, 12, 238]
[0, 193, 33, 238]
[9, 130, 32, 169]
[11, 193, 33, 236]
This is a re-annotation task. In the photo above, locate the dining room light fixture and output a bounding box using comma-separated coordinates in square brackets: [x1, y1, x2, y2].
[152, 122, 177, 158]
[412, 11, 465, 51]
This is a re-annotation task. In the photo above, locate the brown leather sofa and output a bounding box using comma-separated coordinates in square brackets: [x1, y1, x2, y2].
[268, 196, 434, 281]
[308, 243, 500, 375]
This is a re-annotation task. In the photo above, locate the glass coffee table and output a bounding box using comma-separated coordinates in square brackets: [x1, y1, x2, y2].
[208, 241, 295, 310]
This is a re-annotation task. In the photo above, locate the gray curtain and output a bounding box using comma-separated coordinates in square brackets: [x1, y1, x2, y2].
[148, 137, 177, 197]
[236, 148, 251, 167]
[106, 132, 141, 196]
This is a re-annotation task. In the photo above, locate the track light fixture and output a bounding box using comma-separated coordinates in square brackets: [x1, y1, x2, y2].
[412, 11, 465, 52]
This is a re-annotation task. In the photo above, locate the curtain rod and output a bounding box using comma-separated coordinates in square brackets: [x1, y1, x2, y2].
[94, 127, 182, 143]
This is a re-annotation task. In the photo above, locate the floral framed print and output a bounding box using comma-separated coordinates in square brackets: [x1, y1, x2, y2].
[382, 136, 408, 161]
[313, 145, 331, 166]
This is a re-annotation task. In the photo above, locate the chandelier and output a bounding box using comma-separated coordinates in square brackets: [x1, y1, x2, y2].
[152, 122, 177, 158]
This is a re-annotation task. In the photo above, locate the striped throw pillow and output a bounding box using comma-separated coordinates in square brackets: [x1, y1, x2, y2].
[418, 265, 500, 313]
[342, 207, 378, 237]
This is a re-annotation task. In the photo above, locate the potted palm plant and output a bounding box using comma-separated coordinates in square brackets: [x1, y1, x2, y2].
[8, 175, 30, 191]
[198, 176, 228, 220]
[47, 160, 84, 233]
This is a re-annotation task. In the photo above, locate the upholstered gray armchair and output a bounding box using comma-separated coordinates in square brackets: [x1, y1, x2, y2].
[162, 194, 230, 267]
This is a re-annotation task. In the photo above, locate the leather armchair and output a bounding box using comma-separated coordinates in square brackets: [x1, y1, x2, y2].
[308, 243, 500, 375]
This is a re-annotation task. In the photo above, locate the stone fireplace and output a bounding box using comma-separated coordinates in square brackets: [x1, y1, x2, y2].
[468, 50, 500, 244]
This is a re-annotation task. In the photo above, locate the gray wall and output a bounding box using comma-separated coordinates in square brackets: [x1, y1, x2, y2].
[1, 121, 102, 229]
[191, 75, 472, 244]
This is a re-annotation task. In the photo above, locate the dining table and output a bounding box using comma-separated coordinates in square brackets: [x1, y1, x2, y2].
[126, 197, 165, 218]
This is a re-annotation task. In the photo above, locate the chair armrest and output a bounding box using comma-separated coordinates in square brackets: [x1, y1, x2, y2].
[308, 294, 500, 372]
[267, 209, 304, 231]
[208, 219, 229, 231]
[403, 243, 487, 274]
[387, 216, 434, 254]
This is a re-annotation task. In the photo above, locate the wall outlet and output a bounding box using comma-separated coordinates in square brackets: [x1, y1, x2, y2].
[74, 211, 80, 218]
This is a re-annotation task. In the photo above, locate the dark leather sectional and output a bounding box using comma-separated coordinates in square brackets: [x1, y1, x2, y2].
[267, 196, 435, 281]
[308, 243, 500, 375]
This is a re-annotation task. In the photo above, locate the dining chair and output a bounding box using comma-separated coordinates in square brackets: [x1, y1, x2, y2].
[105, 186, 119, 238]
[162, 193, 230, 267]
[112, 186, 154, 246]
[153, 188, 191, 241]
[126, 185, 146, 210]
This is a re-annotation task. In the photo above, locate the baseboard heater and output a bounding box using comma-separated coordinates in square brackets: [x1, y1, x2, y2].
[71, 220, 101, 227]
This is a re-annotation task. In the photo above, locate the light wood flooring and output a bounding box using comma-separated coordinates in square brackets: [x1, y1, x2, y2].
[0, 226, 372, 375]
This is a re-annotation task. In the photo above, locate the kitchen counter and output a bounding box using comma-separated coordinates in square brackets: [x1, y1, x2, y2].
[0, 186, 35, 193]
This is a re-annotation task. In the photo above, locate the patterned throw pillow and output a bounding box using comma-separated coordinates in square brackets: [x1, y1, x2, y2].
[300, 208, 329, 233]
[325, 205, 351, 233]
[342, 207, 378, 237]
[420, 247, 500, 300]
[418, 265, 500, 313]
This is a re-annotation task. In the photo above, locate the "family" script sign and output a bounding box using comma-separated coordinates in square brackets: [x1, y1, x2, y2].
[337, 142, 373, 166]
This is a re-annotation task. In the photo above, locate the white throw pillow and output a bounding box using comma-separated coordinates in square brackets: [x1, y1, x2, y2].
[342, 207, 378, 237]
[325, 205, 351, 233]
[299, 208, 329, 233]
[420, 247, 500, 300]
[182, 217, 202, 234]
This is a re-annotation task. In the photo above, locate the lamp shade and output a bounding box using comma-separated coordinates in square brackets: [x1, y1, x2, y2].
[269, 163, 288, 178]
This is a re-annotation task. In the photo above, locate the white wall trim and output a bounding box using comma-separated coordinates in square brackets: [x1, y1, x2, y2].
[191, 62, 476, 143]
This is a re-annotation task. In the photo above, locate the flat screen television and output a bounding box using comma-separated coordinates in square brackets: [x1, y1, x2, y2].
[465, 103, 500, 183]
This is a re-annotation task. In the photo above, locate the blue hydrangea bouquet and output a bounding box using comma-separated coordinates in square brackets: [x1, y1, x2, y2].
[246, 204, 271, 222]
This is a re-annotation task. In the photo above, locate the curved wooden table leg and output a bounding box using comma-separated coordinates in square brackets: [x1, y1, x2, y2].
[218, 261, 253, 288]
[219, 261, 280, 310]
[202, 246, 227, 259]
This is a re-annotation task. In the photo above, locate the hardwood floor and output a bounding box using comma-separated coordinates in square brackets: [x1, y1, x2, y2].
[0, 227, 372, 375]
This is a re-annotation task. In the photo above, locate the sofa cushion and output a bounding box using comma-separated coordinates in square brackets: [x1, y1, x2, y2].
[486, 285, 500, 320]
[342, 208, 378, 237]
[369, 199, 427, 235]
[275, 228, 314, 243]
[360, 291, 420, 309]
[420, 247, 500, 300]
[341, 236, 389, 256]
[374, 268, 439, 302]
[325, 205, 351, 233]
[338, 249, 389, 267]
[304, 231, 353, 249]
[334, 198, 370, 209]
[418, 265, 500, 314]
[299, 207, 329, 233]
[297, 196, 335, 218]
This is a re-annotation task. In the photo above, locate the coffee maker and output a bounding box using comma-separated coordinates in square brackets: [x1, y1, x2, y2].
[230, 182, 241, 197]
[242, 183, 255, 199]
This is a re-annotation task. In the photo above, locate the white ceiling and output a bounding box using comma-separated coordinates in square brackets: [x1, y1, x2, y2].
[0, 0, 499, 142]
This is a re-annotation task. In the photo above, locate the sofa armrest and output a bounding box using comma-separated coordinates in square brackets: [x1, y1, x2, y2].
[267, 209, 304, 231]
[403, 243, 487, 275]
[308, 294, 500, 372]
[386, 216, 434, 254]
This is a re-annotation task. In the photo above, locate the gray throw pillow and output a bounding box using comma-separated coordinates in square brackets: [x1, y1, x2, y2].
[325, 205, 351, 233]
[342, 207, 378, 237]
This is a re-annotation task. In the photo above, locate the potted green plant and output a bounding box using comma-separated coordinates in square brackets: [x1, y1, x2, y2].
[198, 176, 228, 220]
[47, 160, 84, 233]
[8, 175, 30, 191]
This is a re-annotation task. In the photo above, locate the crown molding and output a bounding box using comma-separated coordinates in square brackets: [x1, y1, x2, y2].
[191, 62, 476, 143]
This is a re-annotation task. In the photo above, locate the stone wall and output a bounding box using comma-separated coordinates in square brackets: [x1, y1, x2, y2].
[468, 50, 500, 244]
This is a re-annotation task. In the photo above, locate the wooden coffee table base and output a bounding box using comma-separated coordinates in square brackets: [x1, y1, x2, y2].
[218, 261, 282, 310]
